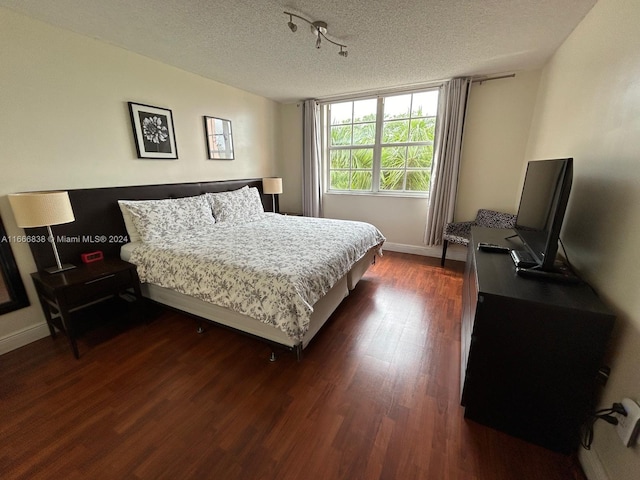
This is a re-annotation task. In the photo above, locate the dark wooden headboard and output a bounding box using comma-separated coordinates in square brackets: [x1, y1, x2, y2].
[25, 178, 274, 271]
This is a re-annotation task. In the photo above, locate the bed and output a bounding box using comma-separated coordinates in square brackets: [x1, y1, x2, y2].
[24, 179, 384, 359]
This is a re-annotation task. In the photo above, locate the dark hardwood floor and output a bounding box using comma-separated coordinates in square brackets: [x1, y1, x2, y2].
[0, 252, 586, 479]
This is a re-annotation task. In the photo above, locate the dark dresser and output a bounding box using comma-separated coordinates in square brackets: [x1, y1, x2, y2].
[460, 227, 615, 453]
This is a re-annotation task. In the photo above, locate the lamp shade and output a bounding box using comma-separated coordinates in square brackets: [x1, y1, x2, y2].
[8, 191, 75, 228]
[262, 177, 283, 195]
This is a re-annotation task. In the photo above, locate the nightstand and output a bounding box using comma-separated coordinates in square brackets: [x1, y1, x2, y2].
[31, 258, 142, 358]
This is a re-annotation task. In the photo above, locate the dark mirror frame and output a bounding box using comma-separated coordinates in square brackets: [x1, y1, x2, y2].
[0, 215, 30, 315]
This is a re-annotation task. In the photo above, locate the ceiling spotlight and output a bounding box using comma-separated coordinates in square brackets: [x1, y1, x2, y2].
[283, 11, 348, 58]
[287, 14, 297, 32]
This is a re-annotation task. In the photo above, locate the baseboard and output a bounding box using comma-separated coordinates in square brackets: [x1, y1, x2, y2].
[579, 448, 609, 480]
[0, 322, 50, 356]
[383, 242, 467, 262]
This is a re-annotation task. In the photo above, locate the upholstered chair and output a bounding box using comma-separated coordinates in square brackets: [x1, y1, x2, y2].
[441, 209, 517, 266]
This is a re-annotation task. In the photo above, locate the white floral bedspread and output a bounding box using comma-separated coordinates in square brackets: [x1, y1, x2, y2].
[128, 214, 385, 341]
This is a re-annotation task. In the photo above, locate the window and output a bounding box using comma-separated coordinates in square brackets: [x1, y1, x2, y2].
[325, 89, 439, 195]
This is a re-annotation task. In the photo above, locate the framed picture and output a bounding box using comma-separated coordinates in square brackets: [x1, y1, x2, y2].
[128, 102, 178, 159]
[204, 116, 234, 160]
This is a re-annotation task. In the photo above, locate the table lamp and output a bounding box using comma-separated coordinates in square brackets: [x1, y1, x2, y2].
[262, 177, 283, 213]
[8, 191, 76, 273]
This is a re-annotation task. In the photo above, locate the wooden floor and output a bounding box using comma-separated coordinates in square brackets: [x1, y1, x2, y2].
[0, 252, 586, 480]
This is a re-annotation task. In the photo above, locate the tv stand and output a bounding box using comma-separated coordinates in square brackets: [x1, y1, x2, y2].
[460, 227, 615, 453]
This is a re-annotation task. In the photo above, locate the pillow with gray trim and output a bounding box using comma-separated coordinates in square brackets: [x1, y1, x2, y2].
[118, 194, 215, 243]
[206, 186, 264, 224]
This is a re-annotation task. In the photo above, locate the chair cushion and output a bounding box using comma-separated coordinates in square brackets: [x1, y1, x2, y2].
[475, 209, 516, 229]
[442, 209, 515, 247]
[443, 221, 473, 245]
[444, 234, 470, 246]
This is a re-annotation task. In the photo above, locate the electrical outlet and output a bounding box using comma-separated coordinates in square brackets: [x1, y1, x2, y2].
[616, 398, 640, 447]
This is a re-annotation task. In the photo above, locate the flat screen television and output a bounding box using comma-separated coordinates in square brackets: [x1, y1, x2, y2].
[514, 158, 573, 271]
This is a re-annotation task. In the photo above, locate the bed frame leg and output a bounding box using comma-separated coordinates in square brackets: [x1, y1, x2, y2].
[269, 351, 277, 362]
[294, 344, 303, 362]
[196, 322, 205, 334]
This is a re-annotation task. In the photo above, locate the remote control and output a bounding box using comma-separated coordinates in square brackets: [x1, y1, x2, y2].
[478, 242, 510, 253]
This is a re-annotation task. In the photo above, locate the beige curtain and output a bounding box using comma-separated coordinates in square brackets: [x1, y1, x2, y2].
[302, 99, 323, 217]
[424, 77, 472, 245]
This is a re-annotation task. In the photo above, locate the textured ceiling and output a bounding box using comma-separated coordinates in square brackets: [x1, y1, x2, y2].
[0, 0, 597, 103]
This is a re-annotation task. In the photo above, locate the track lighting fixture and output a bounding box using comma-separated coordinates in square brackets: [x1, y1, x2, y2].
[287, 14, 297, 32]
[284, 11, 348, 57]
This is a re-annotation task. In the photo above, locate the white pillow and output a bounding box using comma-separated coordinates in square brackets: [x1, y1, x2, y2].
[118, 195, 215, 243]
[206, 186, 264, 224]
[119, 201, 142, 243]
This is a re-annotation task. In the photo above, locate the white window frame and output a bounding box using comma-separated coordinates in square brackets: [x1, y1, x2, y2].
[322, 87, 440, 197]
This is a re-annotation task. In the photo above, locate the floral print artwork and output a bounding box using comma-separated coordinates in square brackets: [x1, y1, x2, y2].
[128, 102, 177, 159]
[142, 116, 169, 146]
[139, 113, 171, 153]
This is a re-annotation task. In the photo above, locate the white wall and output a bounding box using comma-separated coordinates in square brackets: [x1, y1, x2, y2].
[456, 70, 541, 220]
[324, 193, 432, 255]
[0, 8, 280, 353]
[278, 103, 303, 215]
[523, 0, 640, 478]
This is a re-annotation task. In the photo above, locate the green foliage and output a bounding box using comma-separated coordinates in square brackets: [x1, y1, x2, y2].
[352, 149, 373, 168]
[330, 170, 372, 191]
[330, 150, 350, 169]
[408, 145, 433, 168]
[330, 125, 352, 146]
[353, 123, 376, 145]
[406, 171, 431, 191]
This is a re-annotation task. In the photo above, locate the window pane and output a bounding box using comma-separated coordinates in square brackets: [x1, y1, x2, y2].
[330, 125, 352, 146]
[352, 149, 373, 169]
[409, 118, 430, 142]
[351, 171, 373, 191]
[384, 94, 411, 119]
[330, 171, 350, 190]
[408, 117, 436, 142]
[407, 145, 433, 168]
[406, 170, 430, 192]
[380, 170, 405, 191]
[381, 146, 406, 168]
[425, 117, 436, 141]
[331, 102, 352, 125]
[411, 91, 439, 117]
[330, 149, 350, 169]
[382, 120, 409, 143]
[353, 99, 377, 122]
[353, 123, 375, 145]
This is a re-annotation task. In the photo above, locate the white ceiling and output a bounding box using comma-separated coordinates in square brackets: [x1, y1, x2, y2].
[1, 0, 597, 103]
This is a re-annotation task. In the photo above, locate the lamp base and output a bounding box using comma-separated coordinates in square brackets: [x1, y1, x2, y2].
[45, 263, 76, 274]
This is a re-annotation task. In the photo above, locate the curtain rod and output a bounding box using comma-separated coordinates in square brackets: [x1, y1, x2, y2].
[315, 73, 516, 104]
[472, 73, 516, 85]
